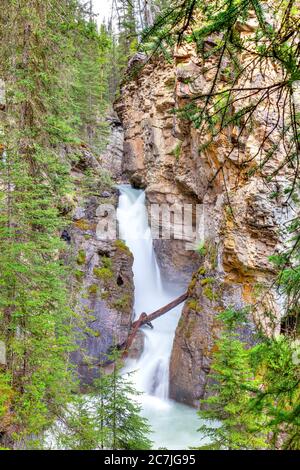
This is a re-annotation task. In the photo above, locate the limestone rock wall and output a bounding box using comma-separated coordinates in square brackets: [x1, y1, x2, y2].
[101, 114, 125, 182]
[115, 58, 202, 285]
[116, 22, 291, 406]
[60, 144, 134, 386]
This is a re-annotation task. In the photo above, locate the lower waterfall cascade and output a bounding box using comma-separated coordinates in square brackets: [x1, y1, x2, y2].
[117, 185, 205, 450]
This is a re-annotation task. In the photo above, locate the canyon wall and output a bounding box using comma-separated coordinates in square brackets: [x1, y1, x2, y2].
[60, 128, 134, 386]
[116, 22, 291, 406]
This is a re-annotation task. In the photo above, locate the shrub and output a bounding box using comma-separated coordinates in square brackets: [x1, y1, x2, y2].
[101, 256, 112, 270]
[112, 294, 131, 311]
[114, 239, 130, 253]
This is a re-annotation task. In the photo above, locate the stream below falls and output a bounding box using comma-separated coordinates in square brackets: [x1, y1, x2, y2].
[117, 185, 205, 450]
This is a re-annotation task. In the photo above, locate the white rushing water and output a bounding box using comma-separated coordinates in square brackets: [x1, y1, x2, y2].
[117, 185, 203, 450]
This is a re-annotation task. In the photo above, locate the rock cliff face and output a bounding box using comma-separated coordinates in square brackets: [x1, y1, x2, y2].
[60, 136, 134, 386]
[116, 25, 291, 406]
[101, 114, 125, 182]
[115, 58, 202, 285]
[70, 199, 134, 385]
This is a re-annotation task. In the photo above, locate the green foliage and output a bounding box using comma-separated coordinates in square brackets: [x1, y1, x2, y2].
[202, 286, 218, 302]
[114, 239, 130, 253]
[101, 256, 113, 270]
[0, 0, 117, 448]
[187, 299, 200, 311]
[71, 21, 112, 151]
[88, 284, 98, 295]
[197, 308, 268, 450]
[142, 0, 300, 194]
[269, 216, 300, 335]
[198, 309, 300, 450]
[77, 250, 86, 265]
[143, 1, 300, 450]
[195, 240, 206, 256]
[0, 372, 13, 426]
[93, 254, 114, 281]
[52, 351, 152, 450]
[171, 142, 182, 160]
[93, 267, 113, 281]
[200, 277, 214, 286]
[112, 295, 132, 311]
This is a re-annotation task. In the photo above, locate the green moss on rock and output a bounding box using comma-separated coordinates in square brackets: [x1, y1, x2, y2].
[203, 285, 218, 301]
[77, 249, 86, 265]
[74, 219, 91, 231]
[88, 284, 98, 295]
[187, 299, 198, 310]
[112, 294, 131, 311]
[114, 239, 130, 253]
[101, 256, 112, 270]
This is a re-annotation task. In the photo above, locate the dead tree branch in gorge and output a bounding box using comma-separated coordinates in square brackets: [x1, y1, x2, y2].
[123, 291, 188, 355]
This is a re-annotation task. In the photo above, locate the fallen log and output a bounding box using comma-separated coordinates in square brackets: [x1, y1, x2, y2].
[122, 291, 188, 356]
[132, 291, 189, 328]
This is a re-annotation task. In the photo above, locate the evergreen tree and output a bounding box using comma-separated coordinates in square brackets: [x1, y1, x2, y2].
[0, 0, 114, 448]
[198, 309, 269, 450]
[54, 352, 152, 450]
[198, 309, 300, 450]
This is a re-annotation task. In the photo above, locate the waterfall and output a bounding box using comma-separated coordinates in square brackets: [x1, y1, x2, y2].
[117, 185, 202, 449]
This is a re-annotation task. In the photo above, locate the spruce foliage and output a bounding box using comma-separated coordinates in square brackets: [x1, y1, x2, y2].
[198, 309, 300, 450]
[0, 0, 149, 449]
[52, 351, 152, 450]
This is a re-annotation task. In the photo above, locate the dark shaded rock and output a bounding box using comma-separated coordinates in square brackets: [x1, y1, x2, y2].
[127, 330, 145, 360]
[153, 238, 200, 288]
[100, 191, 111, 198]
[61, 229, 71, 244]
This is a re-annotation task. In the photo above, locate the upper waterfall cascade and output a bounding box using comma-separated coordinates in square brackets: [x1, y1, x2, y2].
[117, 185, 204, 449]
